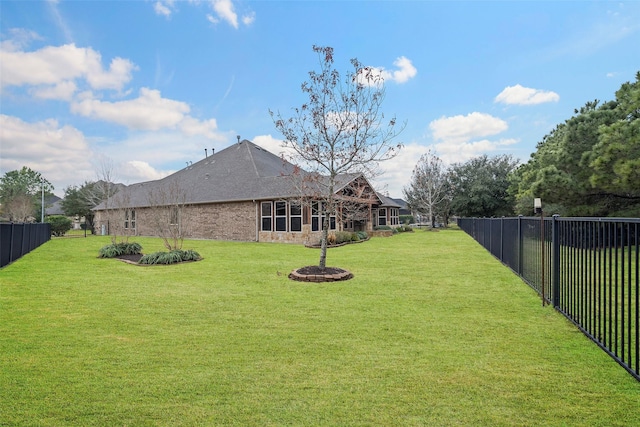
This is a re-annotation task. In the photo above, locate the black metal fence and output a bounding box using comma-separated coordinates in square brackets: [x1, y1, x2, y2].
[458, 216, 639, 381]
[0, 222, 51, 268]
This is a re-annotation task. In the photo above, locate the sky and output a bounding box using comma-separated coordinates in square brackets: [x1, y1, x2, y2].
[1, 0, 639, 198]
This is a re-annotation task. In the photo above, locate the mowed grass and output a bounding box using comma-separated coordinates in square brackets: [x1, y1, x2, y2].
[1, 229, 639, 426]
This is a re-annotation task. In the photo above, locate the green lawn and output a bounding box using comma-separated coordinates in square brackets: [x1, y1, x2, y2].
[1, 229, 639, 426]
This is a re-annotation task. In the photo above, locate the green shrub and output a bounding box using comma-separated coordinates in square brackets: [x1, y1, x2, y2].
[396, 225, 413, 232]
[374, 225, 393, 231]
[334, 231, 354, 244]
[98, 242, 143, 258]
[139, 249, 202, 265]
[356, 231, 368, 240]
[46, 215, 72, 237]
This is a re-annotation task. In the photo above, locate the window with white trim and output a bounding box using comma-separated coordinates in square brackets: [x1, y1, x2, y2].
[170, 206, 179, 225]
[275, 201, 287, 231]
[124, 209, 136, 230]
[261, 202, 272, 231]
[290, 202, 302, 232]
[378, 208, 387, 226]
[390, 208, 399, 226]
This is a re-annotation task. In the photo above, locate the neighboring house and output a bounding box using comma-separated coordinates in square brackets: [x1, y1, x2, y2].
[93, 140, 401, 244]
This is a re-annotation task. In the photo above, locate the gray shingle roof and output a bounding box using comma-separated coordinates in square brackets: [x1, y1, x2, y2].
[93, 140, 384, 209]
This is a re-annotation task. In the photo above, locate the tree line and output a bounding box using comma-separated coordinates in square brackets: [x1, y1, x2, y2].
[405, 72, 639, 221]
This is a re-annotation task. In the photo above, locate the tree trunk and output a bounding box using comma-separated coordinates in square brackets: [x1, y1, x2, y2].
[319, 214, 329, 269]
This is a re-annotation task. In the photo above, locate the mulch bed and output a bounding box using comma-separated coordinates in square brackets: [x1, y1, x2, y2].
[289, 265, 353, 282]
[116, 254, 144, 264]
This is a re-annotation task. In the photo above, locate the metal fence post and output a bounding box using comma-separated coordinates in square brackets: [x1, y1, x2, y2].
[552, 215, 560, 308]
[500, 217, 504, 262]
[518, 215, 523, 276]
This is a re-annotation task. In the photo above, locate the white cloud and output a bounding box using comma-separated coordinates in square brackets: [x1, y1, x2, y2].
[430, 112, 508, 144]
[0, 114, 94, 194]
[152, 0, 254, 28]
[427, 112, 516, 164]
[0, 42, 137, 93]
[382, 56, 417, 84]
[357, 56, 417, 86]
[0, 28, 42, 51]
[154, 0, 174, 17]
[242, 11, 256, 26]
[494, 84, 560, 105]
[374, 142, 430, 197]
[70, 88, 223, 140]
[71, 88, 188, 130]
[252, 134, 293, 159]
[434, 138, 518, 164]
[121, 160, 171, 182]
[31, 81, 77, 101]
[179, 117, 221, 139]
[212, 0, 239, 28]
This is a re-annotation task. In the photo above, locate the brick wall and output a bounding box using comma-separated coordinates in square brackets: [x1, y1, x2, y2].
[93, 200, 376, 244]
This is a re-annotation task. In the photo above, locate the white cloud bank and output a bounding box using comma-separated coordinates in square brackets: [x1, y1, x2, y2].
[0, 115, 94, 192]
[494, 84, 560, 105]
[1, 35, 224, 140]
[0, 32, 226, 193]
[0, 42, 137, 94]
[429, 112, 516, 163]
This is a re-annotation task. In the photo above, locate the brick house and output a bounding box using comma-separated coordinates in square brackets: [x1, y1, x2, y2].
[93, 139, 400, 244]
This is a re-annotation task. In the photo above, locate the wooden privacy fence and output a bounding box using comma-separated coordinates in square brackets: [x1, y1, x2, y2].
[458, 216, 639, 382]
[0, 222, 51, 268]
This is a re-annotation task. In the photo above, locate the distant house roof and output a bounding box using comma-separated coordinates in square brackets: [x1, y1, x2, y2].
[377, 194, 402, 208]
[93, 140, 385, 210]
[45, 195, 64, 216]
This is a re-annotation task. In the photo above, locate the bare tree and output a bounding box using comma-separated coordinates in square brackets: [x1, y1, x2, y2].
[4, 194, 36, 222]
[403, 150, 451, 228]
[91, 155, 124, 241]
[271, 45, 403, 269]
[146, 180, 191, 251]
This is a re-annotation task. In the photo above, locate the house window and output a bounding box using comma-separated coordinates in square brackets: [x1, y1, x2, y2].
[275, 201, 287, 231]
[290, 202, 302, 232]
[124, 209, 136, 230]
[378, 208, 387, 226]
[170, 206, 179, 225]
[390, 208, 399, 226]
[312, 201, 336, 232]
[261, 202, 272, 231]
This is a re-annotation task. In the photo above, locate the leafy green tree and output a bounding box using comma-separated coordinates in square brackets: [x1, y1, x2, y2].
[510, 73, 639, 217]
[450, 154, 518, 217]
[589, 72, 640, 210]
[0, 166, 54, 222]
[46, 215, 72, 237]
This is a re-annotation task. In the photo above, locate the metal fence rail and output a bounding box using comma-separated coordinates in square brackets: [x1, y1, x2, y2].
[458, 216, 639, 381]
[0, 222, 51, 268]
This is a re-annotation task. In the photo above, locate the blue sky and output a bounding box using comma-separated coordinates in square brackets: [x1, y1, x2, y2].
[1, 0, 639, 197]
